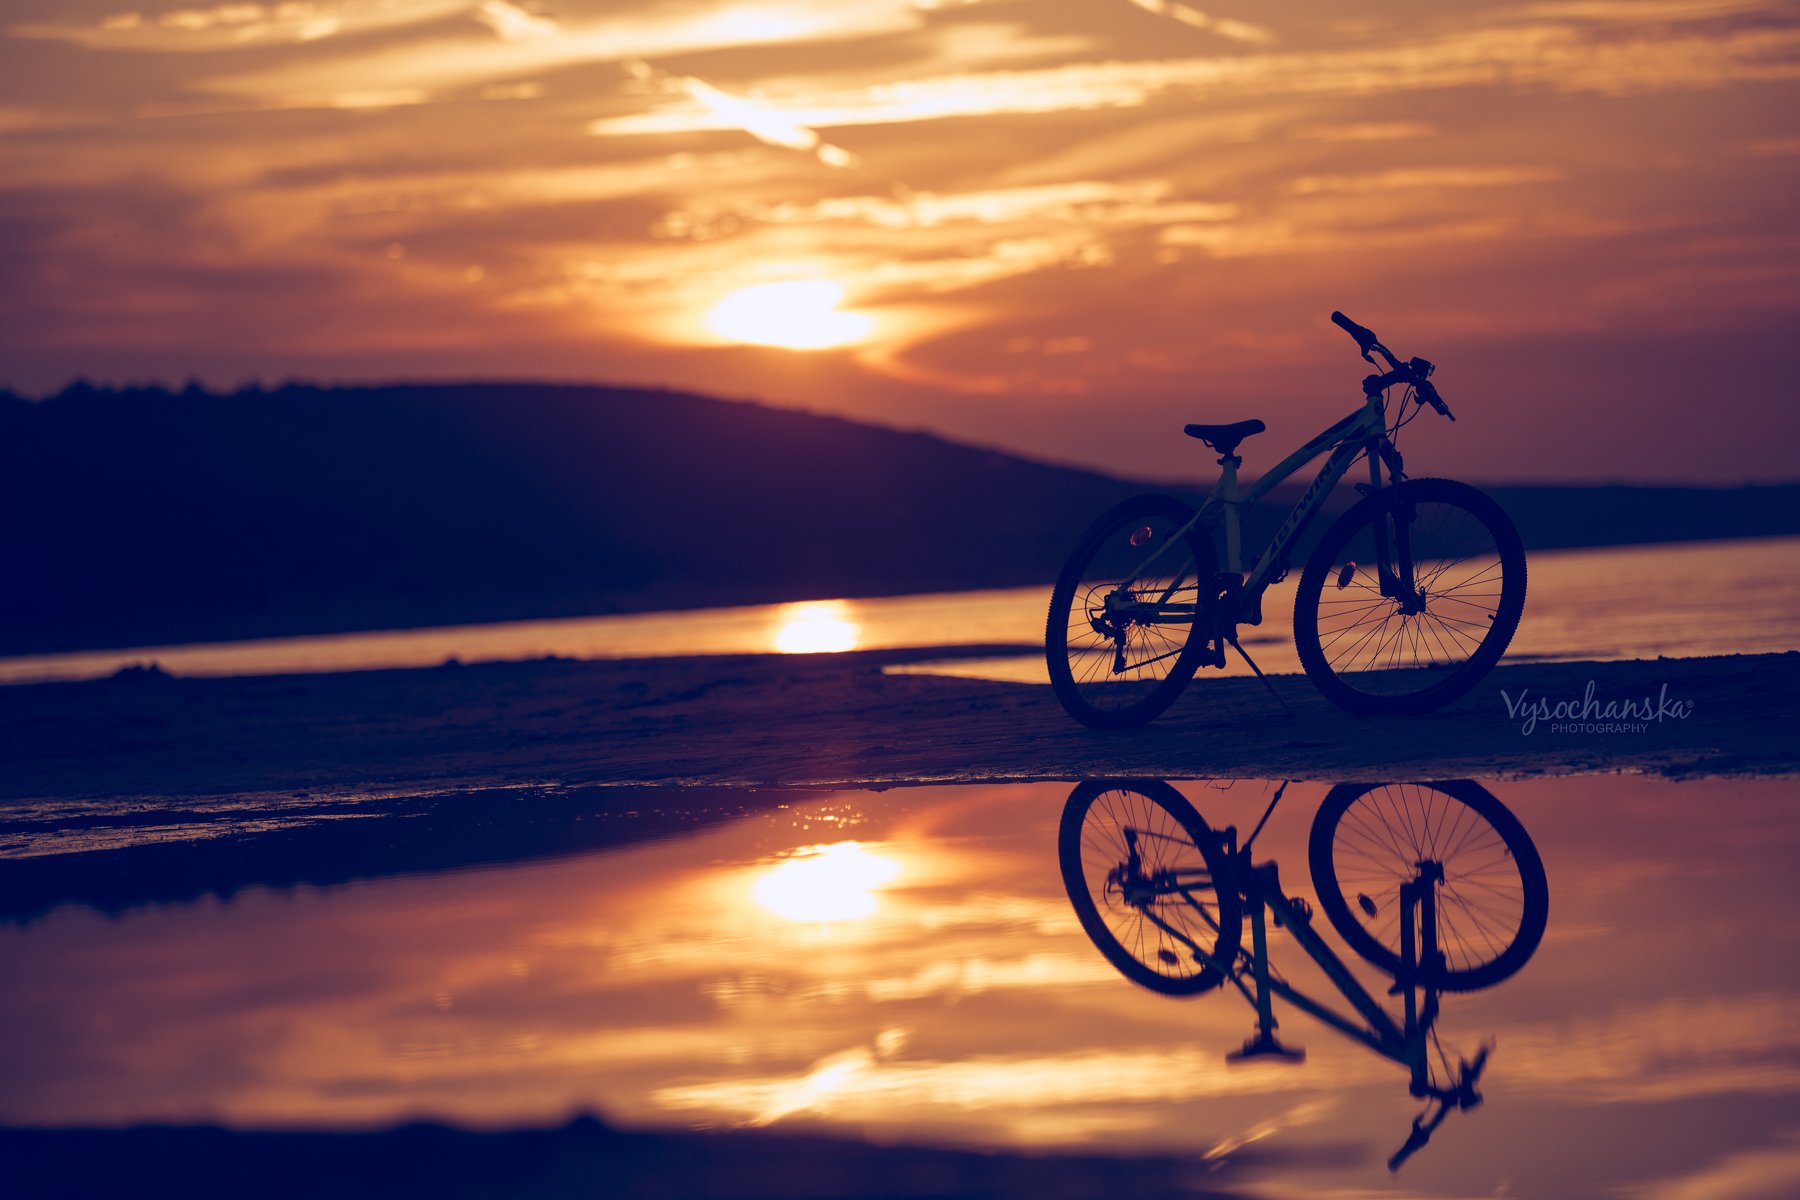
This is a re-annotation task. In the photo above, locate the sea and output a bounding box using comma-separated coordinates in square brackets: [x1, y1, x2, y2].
[2, 535, 1795, 686]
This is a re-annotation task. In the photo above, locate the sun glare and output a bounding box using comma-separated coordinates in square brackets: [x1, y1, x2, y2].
[706, 280, 874, 350]
[772, 600, 860, 653]
[753, 842, 900, 923]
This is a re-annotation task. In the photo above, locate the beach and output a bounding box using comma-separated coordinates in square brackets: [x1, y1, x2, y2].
[5, 648, 1794, 816]
[5, 635, 1800, 1200]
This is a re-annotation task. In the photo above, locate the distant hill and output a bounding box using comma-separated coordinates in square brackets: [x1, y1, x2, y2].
[3, 380, 1797, 656]
[1, 381, 1151, 655]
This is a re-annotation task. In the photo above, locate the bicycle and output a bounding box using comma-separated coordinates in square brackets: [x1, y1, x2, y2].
[1045, 312, 1527, 727]
[1058, 778, 1549, 1170]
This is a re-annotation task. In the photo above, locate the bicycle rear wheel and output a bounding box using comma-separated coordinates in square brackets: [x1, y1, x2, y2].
[1045, 494, 1216, 728]
[1308, 780, 1547, 991]
[1059, 780, 1242, 995]
[1293, 478, 1526, 715]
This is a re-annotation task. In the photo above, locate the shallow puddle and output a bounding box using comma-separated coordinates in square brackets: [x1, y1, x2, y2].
[3, 774, 1797, 1198]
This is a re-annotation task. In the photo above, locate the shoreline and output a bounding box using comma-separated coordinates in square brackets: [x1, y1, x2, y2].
[4, 648, 1794, 807]
[6, 530, 1798, 672]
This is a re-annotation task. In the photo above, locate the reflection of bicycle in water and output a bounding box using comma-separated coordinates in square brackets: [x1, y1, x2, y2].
[1059, 779, 1548, 1170]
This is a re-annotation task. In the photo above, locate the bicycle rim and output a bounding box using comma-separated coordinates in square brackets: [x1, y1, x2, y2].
[1297, 479, 1525, 713]
[1308, 780, 1548, 991]
[1046, 496, 1212, 728]
[1058, 781, 1241, 995]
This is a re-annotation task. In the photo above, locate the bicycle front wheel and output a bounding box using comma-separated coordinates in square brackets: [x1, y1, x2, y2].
[1045, 494, 1217, 728]
[1059, 781, 1242, 995]
[1308, 780, 1548, 991]
[1293, 478, 1526, 715]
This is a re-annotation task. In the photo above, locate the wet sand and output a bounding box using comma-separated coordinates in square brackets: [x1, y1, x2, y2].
[4, 648, 1794, 806]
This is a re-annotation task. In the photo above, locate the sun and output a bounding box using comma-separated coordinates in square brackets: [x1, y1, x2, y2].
[706, 279, 874, 350]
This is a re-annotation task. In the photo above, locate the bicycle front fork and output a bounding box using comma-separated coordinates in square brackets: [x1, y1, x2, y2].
[1400, 863, 1444, 1096]
[1366, 439, 1424, 610]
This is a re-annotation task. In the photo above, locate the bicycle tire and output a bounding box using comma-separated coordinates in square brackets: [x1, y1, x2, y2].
[1045, 494, 1217, 729]
[1293, 477, 1526, 715]
[1058, 780, 1243, 996]
[1307, 780, 1547, 992]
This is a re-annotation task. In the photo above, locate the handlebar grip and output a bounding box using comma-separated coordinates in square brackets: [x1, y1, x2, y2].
[1331, 310, 1378, 352]
[1388, 1126, 1430, 1173]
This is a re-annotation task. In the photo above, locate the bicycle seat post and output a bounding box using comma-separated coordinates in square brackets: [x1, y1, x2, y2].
[1227, 867, 1305, 1065]
[1218, 450, 1243, 575]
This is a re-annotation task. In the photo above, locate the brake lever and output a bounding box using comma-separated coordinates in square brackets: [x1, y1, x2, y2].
[1416, 379, 1455, 421]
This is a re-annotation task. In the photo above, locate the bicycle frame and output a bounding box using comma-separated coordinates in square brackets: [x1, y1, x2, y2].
[1228, 860, 1441, 1093]
[1112, 392, 1404, 628]
[1135, 843, 1442, 1096]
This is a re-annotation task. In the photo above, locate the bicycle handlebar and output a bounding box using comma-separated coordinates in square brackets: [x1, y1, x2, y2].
[1386, 1045, 1490, 1171]
[1333, 311, 1454, 420]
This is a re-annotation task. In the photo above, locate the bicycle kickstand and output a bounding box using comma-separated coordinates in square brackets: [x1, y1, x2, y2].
[1227, 636, 1293, 718]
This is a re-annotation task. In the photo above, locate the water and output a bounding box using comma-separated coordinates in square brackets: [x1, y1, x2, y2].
[3, 774, 1797, 1199]
[2, 536, 1795, 686]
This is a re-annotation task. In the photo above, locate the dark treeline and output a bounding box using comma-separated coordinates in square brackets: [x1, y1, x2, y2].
[0, 380, 1146, 654]
[4, 380, 1797, 656]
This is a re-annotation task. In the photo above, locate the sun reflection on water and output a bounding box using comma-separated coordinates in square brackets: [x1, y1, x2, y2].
[770, 600, 860, 653]
[752, 842, 898, 922]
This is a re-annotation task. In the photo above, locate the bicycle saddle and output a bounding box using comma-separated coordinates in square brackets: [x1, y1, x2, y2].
[1183, 419, 1266, 456]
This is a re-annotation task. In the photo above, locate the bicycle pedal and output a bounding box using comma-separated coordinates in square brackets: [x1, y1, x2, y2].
[1227, 1035, 1306, 1064]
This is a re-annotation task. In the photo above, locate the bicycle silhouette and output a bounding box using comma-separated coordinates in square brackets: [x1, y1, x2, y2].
[1045, 312, 1527, 727]
[1059, 778, 1549, 1170]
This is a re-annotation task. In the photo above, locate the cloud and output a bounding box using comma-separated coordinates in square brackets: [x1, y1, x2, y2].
[711, 180, 1236, 230]
[1284, 166, 1566, 194]
[1744, 136, 1800, 157]
[472, 0, 558, 42]
[1501, 0, 1780, 21]
[1122, 0, 1276, 46]
[590, 16, 1800, 138]
[12, 0, 469, 52]
[193, 1, 933, 104]
[1294, 120, 1437, 142]
[625, 60, 859, 167]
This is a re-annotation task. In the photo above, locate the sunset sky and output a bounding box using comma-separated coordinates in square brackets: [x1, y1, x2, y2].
[2, 0, 1796, 482]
